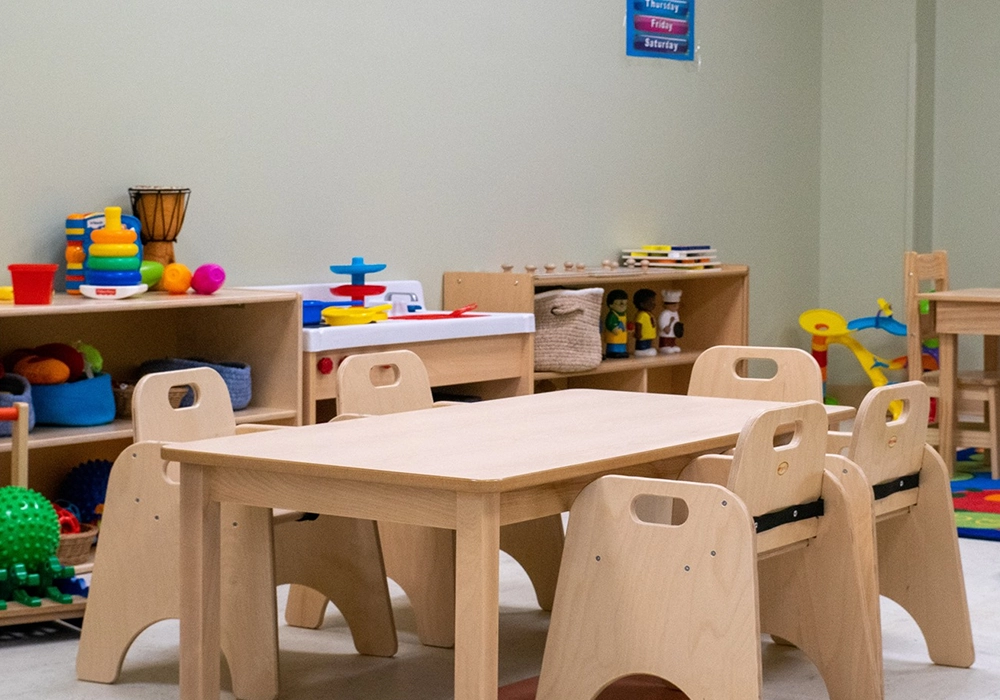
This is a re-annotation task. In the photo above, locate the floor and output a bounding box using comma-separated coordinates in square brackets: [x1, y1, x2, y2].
[3, 537, 999, 700]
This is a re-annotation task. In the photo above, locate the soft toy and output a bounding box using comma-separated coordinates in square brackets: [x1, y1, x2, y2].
[4, 343, 87, 385]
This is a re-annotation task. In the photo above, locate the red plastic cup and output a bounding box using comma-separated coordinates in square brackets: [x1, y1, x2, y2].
[8, 264, 58, 304]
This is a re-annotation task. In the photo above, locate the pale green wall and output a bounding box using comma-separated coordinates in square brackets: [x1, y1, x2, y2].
[818, 0, 919, 389]
[1, 1, 822, 342]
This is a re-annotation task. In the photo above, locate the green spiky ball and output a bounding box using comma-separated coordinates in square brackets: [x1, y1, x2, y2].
[0, 486, 60, 570]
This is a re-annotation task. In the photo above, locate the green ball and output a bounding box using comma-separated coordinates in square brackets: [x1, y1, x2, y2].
[0, 486, 60, 570]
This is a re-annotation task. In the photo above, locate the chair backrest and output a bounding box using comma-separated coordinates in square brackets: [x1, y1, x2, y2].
[727, 401, 829, 520]
[904, 250, 949, 381]
[336, 350, 434, 416]
[534, 475, 760, 699]
[132, 367, 235, 442]
[847, 380, 929, 487]
[688, 345, 823, 402]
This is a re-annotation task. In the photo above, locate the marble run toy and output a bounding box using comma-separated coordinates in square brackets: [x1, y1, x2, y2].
[799, 299, 913, 418]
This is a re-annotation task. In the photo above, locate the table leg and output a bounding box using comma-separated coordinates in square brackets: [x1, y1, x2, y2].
[455, 492, 501, 700]
[180, 464, 222, 700]
[939, 332, 956, 474]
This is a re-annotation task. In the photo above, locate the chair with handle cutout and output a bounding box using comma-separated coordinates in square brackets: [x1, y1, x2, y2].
[284, 349, 565, 648]
[827, 380, 974, 668]
[77, 367, 397, 700]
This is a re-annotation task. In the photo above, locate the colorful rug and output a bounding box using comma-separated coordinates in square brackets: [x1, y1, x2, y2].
[951, 450, 1000, 541]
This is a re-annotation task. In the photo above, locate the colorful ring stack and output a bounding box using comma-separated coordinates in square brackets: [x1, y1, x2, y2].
[65, 215, 88, 294]
[84, 207, 143, 287]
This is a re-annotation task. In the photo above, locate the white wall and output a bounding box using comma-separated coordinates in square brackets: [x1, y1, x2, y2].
[1, 1, 823, 339]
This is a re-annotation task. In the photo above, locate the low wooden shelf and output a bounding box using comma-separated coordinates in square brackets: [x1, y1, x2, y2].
[0, 288, 302, 626]
[444, 265, 749, 394]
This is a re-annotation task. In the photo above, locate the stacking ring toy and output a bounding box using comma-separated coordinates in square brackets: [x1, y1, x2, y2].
[85, 269, 143, 286]
[91, 229, 137, 244]
[86, 256, 140, 271]
[88, 243, 139, 258]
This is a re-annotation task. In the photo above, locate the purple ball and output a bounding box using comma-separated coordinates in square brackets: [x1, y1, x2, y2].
[191, 264, 226, 294]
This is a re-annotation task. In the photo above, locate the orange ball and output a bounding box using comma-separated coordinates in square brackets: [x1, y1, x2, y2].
[162, 263, 192, 294]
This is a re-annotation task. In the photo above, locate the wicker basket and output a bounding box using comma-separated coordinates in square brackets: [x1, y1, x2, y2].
[533, 288, 604, 373]
[114, 382, 188, 419]
[57, 523, 98, 566]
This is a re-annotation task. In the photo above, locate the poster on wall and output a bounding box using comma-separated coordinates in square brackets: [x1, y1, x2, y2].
[626, 0, 695, 61]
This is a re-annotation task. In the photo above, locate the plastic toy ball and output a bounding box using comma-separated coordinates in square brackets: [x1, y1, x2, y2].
[139, 260, 164, 287]
[162, 263, 192, 294]
[0, 485, 60, 570]
[190, 263, 226, 295]
[58, 459, 113, 525]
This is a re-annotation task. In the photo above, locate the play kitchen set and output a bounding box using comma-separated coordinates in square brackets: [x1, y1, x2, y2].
[259, 257, 535, 423]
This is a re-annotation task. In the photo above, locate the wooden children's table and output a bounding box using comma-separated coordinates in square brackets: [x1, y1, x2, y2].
[163, 389, 854, 700]
[918, 288, 1000, 468]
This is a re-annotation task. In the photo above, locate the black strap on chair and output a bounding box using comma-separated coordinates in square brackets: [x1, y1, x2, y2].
[871, 471, 920, 501]
[753, 498, 825, 534]
[297, 512, 320, 521]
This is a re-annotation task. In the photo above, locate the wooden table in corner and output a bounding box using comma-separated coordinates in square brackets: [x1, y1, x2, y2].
[163, 389, 854, 700]
[918, 288, 1000, 471]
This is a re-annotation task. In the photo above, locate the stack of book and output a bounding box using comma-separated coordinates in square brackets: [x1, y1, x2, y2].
[620, 245, 720, 270]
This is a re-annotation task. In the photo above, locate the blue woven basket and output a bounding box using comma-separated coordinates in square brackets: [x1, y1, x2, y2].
[0, 373, 36, 436]
[136, 358, 252, 410]
[32, 372, 116, 427]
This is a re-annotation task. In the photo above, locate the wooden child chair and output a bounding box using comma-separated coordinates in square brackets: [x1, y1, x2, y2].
[679, 400, 884, 700]
[687, 345, 823, 402]
[827, 380, 975, 667]
[284, 349, 565, 649]
[499, 474, 761, 700]
[77, 368, 397, 700]
[905, 250, 1000, 476]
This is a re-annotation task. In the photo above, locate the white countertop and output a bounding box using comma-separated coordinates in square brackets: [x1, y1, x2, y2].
[250, 281, 534, 352]
[300, 313, 534, 352]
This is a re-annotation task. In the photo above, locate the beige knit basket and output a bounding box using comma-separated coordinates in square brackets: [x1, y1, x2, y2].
[533, 288, 604, 373]
[57, 523, 98, 566]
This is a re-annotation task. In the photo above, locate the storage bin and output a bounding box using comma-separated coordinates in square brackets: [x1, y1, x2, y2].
[32, 372, 116, 426]
[533, 288, 604, 373]
[0, 373, 35, 436]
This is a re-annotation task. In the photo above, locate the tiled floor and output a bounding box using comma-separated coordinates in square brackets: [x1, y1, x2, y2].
[4, 538, 1000, 699]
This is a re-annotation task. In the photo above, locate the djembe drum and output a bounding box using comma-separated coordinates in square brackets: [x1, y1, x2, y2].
[128, 187, 190, 267]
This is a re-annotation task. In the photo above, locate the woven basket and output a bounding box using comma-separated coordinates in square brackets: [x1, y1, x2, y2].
[57, 523, 98, 566]
[533, 288, 604, 373]
[114, 382, 189, 419]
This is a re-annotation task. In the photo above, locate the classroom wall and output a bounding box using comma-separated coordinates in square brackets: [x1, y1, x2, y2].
[1, 1, 823, 345]
[817, 0, 926, 390]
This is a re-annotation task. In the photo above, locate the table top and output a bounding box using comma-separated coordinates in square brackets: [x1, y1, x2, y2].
[918, 288, 1000, 303]
[163, 390, 853, 493]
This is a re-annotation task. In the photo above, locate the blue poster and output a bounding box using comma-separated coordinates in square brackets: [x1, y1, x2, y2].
[626, 0, 695, 61]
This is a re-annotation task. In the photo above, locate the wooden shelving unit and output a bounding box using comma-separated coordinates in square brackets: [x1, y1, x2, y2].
[443, 265, 749, 394]
[0, 288, 302, 625]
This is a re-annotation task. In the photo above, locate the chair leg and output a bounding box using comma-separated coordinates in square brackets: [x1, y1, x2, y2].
[222, 505, 280, 700]
[273, 515, 398, 657]
[77, 445, 180, 684]
[988, 387, 1000, 480]
[379, 522, 457, 648]
[284, 584, 329, 630]
[499, 515, 564, 611]
[757, 462, 884, 700]
[876, 446, 975, 667]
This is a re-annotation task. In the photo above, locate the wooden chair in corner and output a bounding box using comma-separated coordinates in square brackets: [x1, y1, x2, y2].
[827, 380, 974, 668]
[499, 475, 761, 700]
[77, 368, 397, 700]
[679, 401, 884, 700]
[284, 349, 565, 649]
[905, 249, 1000, 476]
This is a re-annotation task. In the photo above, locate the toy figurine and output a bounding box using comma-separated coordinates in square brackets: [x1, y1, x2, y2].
[603, 289, 630, 358]
[658, 289, 683, 355]
[632, 288, 658, 357]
